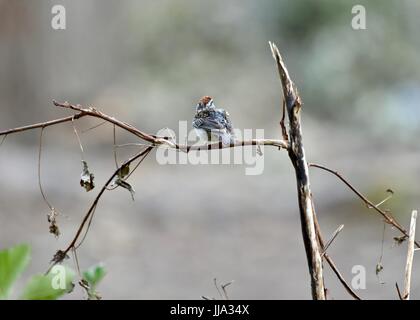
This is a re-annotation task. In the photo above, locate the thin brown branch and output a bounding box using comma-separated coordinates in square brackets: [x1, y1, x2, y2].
[377, 222, 386, 283]
[1, 100, 288, 153]
[402, 210, 417, 300]
[313, 207, 362, 300]
[123, 146, 151, 181]
[370, 189, 394, 208]
[213, 278, 224, 300]
[72, 247, 82, 278]
[38, 127, 53, 210]
[69, 147, 152, 251]
[270, 41, 325, 300]
[321, 224, 344, 257]
[324, 252, 361, 300]
[110, 139, 288, 151]
[74, 206, 97, 250]
[113, 124, 119, 168]
[221, 281, 234, 300]
[52, 100, 159, 143]
[309, 163, 420, 248]
[396, 282, 403, 300]
[81, 120, 107, 133]
[72, 117, 85, 159]
[0, 113, 86, 136]
[115, 143, 150, 148]
[178, 139, 288, 152]
[0, 134, 7, 147]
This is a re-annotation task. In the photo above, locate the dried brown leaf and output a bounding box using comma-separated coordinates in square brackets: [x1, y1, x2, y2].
[47, 208, 60, 237]
[393, 235, 408, 245]
[80, 160, 95, 192]
[50, 250, 69, 264]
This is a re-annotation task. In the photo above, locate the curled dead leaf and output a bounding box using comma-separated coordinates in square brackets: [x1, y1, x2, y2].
[80, 160, 95, 192]
[47, 207, 60, 237]
[375, 262, 383, 276]
[114, 178, 135, 201]
[118, 163, 130, 179]
[50, 250, 69, 264]
[393, 235, 408, 245]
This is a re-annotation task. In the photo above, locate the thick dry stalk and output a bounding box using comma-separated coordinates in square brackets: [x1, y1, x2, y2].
[403, 210, 417, 300]
[270, 42, 325, 299]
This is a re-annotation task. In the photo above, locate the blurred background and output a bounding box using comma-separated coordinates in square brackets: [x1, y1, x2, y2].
[0, 0, 419, 299]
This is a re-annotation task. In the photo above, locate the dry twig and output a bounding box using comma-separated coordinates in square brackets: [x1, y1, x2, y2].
[309, 163, 420, 248]
[313, 210, 362, 300]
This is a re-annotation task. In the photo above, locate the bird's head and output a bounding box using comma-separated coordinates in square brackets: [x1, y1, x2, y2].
[196, 96, 215, 112]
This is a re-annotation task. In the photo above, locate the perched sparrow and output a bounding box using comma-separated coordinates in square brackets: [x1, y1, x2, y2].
[192, 96, 234, 145]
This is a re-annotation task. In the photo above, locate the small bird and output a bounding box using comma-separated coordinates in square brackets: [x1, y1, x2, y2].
[192, 96, 234, 145]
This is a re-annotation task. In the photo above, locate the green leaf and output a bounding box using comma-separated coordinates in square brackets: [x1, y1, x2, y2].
[0, 244, 31, 299]
[81, 264, 106, 300]
[83, 264, 106, 288]
[21, 265, 75, 300]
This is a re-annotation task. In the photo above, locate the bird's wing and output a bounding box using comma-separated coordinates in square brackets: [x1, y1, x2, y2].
[218, 109, 234, 133]
[193, 116, 225, 131]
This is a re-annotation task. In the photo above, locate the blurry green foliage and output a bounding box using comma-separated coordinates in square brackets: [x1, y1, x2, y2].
[82, 264, 107, 300]
[0, 244, 30, 299]
[0, 244, 106, 300]
[20, 266, 75, 300]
